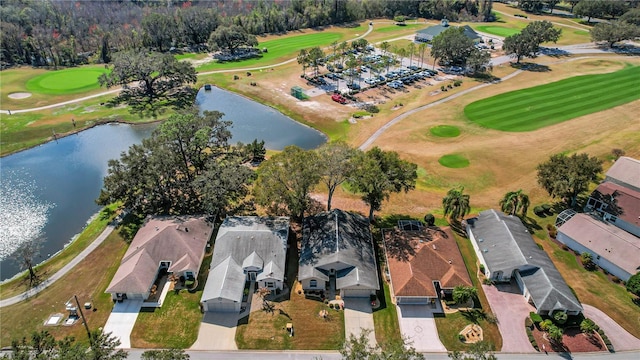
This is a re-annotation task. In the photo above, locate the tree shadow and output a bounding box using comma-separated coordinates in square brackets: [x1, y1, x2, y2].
[521, 216, 543, 233]
[511, 62, 551, 72]
[459, 308, 486, 324]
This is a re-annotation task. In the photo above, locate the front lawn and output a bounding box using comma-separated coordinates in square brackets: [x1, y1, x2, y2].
[235, 284, 345, 350]
[129, 290, 203, 349]
[373, 282, 402, 347]
[435, 310, 502, 351]
[464, 66, 640, 132]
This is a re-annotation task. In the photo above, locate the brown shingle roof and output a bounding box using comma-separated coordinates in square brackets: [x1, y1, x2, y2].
[384, 227, 472, 298]
[590, 182, 640, 228]
[605, 157, 640, 191]
[106, 216, 212, 295]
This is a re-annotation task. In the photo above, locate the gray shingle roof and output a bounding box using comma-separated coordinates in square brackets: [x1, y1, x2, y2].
[605, 157, 640, 191]
[201, 216, 289, 303]
[467, 210, 582, 313]
[299, 209, 379, 291]
[416, 24, 480, 41]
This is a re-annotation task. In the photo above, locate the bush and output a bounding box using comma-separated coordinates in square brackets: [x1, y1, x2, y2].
[542, 204, 552, 212]
[626, 272, 640, 296]
[525, 318, 533, 328]
[364, 104, 380, 113]
[581, 252, 597, 271]
[479, 264, 485, 274]
[598, 329, 605, 336]
[553, 310, 568, 325]
[533, 206, 544, 215]
[530, 312, 543, 324]
[447, 83, 453, 89]
[536, 243, 544, 250]
[453, 80, 462, 87]
[539, 319, 553, 331]
[441, 85, 447, 91]
[458, 334, 466, 342]
[612, 276, 621, 284]
[423, 213, 435, 226]
[562, 245, 569, 251]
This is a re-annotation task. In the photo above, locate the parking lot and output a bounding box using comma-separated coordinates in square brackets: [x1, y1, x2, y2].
[305, 45, 463, 106]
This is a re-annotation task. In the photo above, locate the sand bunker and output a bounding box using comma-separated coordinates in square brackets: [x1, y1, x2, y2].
[8, 92, 32, 99]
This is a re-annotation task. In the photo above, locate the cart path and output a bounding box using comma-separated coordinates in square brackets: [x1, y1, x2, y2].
[0, 222, 117, 308]
[0, 23, 373, 115]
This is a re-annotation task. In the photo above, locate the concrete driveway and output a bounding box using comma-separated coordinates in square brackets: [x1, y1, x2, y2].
[482, 283, 536, 353]
[396, 304, 446, 352]
[190, 312, 239, 350]
[103, 299, 143, 349]
[582, 304, 640, 351]
[344, 298, 377, 348]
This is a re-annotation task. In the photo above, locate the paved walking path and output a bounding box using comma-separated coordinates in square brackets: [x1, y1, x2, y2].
[0, 221, 118, 308]
[582, 304, 640, 351]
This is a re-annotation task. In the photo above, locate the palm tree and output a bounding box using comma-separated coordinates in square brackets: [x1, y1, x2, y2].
[548, 325, 564, 344]
[452, 285, 477, 304]
[499, 189, 530, 217]
[442, 187, 471, 223]
[380, 41, 390, 57]
[338, 41, 348, 67]
[297, 48, 308, 77]
[418, 42, 427, 68]
[408, 42, 416, 68]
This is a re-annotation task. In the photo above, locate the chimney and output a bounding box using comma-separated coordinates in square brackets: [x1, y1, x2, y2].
[185, 227, 189, 233]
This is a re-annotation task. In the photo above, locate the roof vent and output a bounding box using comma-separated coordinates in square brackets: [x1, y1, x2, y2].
[448, 260, 452, 264]
[478, 238, 484, 242]
[432, 244, 437, 250]
[185, 227, 189, 233]
[482, 248, 488, 253]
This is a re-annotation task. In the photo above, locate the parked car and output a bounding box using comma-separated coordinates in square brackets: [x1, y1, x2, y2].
[364, 78, 377, 85]
[331, 94, 347, 104]
[326, 64, 335, 72]
[408, 65, 420, 71]
[347, 82, 361, 90]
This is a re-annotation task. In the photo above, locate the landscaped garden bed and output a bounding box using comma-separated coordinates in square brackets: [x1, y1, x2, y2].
[531, 326, 605, 353]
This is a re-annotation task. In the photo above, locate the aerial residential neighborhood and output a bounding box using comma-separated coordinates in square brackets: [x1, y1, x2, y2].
[1, 1, 640, 359]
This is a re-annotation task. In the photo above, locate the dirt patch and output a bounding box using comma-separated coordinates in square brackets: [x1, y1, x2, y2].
[8, 92, 32, 99]
[532, 326, 606, 353]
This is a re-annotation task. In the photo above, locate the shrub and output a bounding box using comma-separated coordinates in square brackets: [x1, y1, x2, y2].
[533, 206, 544, 215]
[536, 243, 544, 250]
[479, 264, 485, 274]
[546, 224, 553, 231]
[607, 344, 614, 352]
[530, 312, 543, 324]
[539, 319, 553, 331]
[598, 329, 605, 336]
[612, 276, 621, 284]
[453, 80, 462, 87]
[458, 334, 466, 342]
[447, 83, 453, 89]
[553, 310, 568, 325]
[482, 278, 495, 285]
[364, 104, 380, 113]
[441, 85, 446, 91]
[581, 252, 597, 271]
[423, 213, 435, 226]
[486, 312, 498, 324]
[525, 318, 533, 328]
[611, 148, 625, 160]
[626, 272, 640, 296]
[562, 245, 569, 251]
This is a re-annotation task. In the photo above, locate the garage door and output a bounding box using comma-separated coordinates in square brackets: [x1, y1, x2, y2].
[341, 288, 373, 298]
[397, 297, 429, 304]
[205, 300, 239, 312]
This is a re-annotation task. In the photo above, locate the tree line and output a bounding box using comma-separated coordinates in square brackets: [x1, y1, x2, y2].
[0, 0, 493, 68]
[96, 110, 418, 223]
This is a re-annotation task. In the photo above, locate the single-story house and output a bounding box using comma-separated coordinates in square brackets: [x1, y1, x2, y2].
[299, 209, 379, 298]
[604, 156, 640, 193]
[384, 225, 472, 306]
[556, 212, 640, 282]
[415, 19, 481, 43]
[466, 209, 582, 315]
[106, 216, 213, 302]
[585, 182, 640, 237]
[201, 216, 289, 312]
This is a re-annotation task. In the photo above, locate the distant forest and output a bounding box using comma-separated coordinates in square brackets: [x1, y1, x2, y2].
[0, 0, 493, 68]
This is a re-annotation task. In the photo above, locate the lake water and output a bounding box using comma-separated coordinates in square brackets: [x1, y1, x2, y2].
[0, 88, 326, 280]
[196, 86, 327, 150]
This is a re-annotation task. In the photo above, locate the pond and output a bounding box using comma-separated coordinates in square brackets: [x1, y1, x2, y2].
[196, 86, 327, 150]
[0, 87, 327, 281]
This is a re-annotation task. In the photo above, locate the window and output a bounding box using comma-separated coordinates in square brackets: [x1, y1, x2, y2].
[310, 279, 317, 288]
[265, 281, 275, 288]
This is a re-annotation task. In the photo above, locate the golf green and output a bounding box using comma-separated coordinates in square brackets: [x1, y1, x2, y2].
[464, 66, 640, 132]
[430, 125, 461, 137]
[474, 25, 520, 37]
[25, 67, 109, 95]
[439, 154, 470, 168]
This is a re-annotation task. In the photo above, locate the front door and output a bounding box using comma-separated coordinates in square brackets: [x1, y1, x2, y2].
[248, 272, 256, 281]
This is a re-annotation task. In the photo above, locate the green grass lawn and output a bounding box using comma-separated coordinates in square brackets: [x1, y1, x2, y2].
[439, 154, 470, 168]
[373, 282, 402, 348]
[464, 66, 640, 132]
[374, 23, 423, 33]
[474, 25, 521, 37]
[25, 66, 109, 95]
[197, 32, 343, 72]
[430, 125, 461, 137]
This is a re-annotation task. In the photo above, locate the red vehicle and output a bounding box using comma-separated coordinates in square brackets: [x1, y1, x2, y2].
[331, 94, 347, 104]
